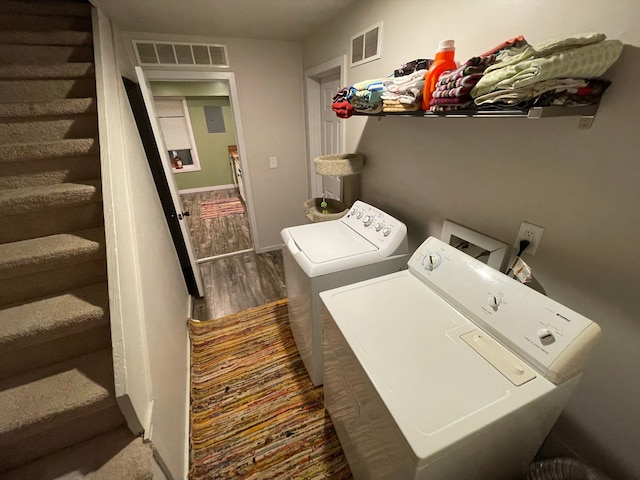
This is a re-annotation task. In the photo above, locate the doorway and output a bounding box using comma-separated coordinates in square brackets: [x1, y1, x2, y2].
[304, 56, 347, 200]
[144, 70, 257, 263]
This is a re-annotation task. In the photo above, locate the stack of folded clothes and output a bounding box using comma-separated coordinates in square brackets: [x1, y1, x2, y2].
[381, 68, 428, 112]
[471, 33, 623, 109]
[331, 87, 353, 118]
[429, 36, 529, 112]
[346, 77, 388, 114]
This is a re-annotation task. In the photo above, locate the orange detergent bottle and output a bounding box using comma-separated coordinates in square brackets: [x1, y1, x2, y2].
[421, 40, 457, 110]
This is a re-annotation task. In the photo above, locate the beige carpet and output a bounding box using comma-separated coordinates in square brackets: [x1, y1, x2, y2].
[188, 299, 353, 479]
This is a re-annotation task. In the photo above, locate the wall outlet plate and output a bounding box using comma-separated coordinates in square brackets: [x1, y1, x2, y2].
[515, 221, 544, 255]
[269, 156, 277, 169]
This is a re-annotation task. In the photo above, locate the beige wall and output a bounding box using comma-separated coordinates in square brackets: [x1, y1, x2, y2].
[94, 10, 191, 479]
[303, 1, 640, 479]
[118, 32, 309, 251]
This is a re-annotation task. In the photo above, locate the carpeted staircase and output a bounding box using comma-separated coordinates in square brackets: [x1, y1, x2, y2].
[0, 0, 153, 477]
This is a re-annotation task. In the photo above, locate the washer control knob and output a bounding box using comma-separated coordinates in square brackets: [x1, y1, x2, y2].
[375, 223, 383, 232]
[356, 211, 363, 219]
[382, 228, 391, 237]
[424, 254, 439, 271]
[349, 208, 357, 216]
[537, 329, 556, 346]
[488, 295, 502, 310]
[363, 215, 373, 226]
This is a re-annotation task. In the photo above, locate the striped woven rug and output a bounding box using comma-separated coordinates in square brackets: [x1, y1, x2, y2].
[188, 299, 353, 479]
[200, 197, 245, 219]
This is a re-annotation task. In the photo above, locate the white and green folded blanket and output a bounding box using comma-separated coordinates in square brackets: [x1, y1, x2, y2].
[471, 33, 623, 98]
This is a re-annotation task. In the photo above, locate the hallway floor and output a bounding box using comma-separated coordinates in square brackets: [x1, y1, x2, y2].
[180, 188, 252, 260]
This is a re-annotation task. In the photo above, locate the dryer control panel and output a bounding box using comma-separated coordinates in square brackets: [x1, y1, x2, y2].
[342, 201, 408, 258]
[408, 237, 602, 385]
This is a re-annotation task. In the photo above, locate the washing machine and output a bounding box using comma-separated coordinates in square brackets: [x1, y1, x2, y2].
[320, 236, 601, 480]
[281, 200, 408, 386]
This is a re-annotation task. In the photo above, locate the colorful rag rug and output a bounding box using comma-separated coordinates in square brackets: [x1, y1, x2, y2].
[200, 197, 245, 219]
[188, 299, 353, 479]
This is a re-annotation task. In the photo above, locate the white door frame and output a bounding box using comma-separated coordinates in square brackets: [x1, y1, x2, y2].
[143, 69, 258, 256]
[304, 56, 347, 199]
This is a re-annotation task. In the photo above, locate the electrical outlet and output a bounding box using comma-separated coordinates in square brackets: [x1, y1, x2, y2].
[514, 221, 544, 255]
[269, 156, 277, 169]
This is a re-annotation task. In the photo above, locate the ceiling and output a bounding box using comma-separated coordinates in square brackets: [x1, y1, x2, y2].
[94, 0, 357, 42]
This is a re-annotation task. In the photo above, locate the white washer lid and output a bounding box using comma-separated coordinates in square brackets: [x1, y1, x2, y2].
[320, 272, 555, 462]
[287, 221, 377, 264]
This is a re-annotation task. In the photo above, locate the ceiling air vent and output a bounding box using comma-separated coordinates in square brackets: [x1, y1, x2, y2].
[133, 40, 229, 68]
[350, 22, 383, 67]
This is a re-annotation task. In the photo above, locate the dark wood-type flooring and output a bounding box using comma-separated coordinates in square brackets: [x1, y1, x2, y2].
[192, 250, 286, 320]
[180, 188, 252, 259]
[184, 188, 286, 320]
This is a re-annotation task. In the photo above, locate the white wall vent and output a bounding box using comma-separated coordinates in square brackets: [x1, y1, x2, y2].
[133, 40, 229, 68]
[350, 22, 383, 67]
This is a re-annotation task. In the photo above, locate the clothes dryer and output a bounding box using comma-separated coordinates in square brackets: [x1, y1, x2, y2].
[281, 200, 408, 386]
[320, 237, 601, 480]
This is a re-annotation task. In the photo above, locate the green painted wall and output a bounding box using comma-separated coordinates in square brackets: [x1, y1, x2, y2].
[178, 97, 236, 190]
[150, 82, 236, 190]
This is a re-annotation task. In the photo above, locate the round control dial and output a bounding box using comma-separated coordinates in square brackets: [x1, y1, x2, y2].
[488, 295, 502, 310]
[382, 228, 391, 237]
[423, 253, 440, 271]
[356, 212, 363, 219]
[363, 215, 373, 226]
[375, 223, 383, 232]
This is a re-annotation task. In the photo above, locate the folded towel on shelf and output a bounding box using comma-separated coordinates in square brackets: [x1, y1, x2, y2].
[474, 78, 589, 106]
[332, 87, 349, 103]
[382, 99, 421, 112]
[394, 59, 432, 77]
[332, 100, 355, 118]
[483, 32, 606, 75]
[472, 38, 623, 98]
[348, 77, 389, 104]
[381, 69, 426, 105]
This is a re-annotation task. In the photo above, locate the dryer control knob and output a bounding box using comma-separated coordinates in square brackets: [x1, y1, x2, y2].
[537, 329, 556, 346]
[488, 295, 502, 310]
[375, 223, 383, 232]
[363, 215, 373, 226]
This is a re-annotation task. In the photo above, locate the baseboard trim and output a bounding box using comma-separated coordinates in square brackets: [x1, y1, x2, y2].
[255, 243, 284, 254]
[178, 184, 236, 194]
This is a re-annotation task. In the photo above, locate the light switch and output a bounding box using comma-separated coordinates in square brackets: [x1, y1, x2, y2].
[269, 157, 277, 169]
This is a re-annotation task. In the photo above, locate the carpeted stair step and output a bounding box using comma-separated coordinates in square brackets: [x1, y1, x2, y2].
[0, 77, 96, 102]
[1, 426, 153, 480]
[0, 98, 96, 119]
[0, 0, 91, 18]
[0, 13, 92, 33]
[0, 137, 97, 162]
[0, 226, 105, 280]
[0, 153, 100, 191]
[0, 62, 94, 80]
[0, 282, 109, 352]
[0, 29, 93, 46]
[0, 43, 94, 64]
[0, 348, 126, 473]
[0, 180, 102, 216]
[0, 228, 107, 306]
[0, 112, 98, 143]
[0, 282, 111, 378]
[0, 202, 104, 244]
